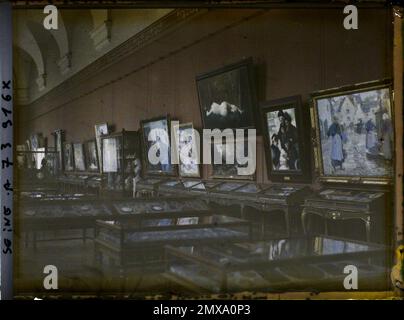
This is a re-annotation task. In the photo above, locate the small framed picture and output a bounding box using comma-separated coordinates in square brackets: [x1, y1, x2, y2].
[102, 136, 121, 173]
[172, 122, 200, 178]
[196, 58, 257, 130]
[53, 129, 64, 172]
[140, 115, 176, 176]
[73, 143, 86, 171]
[261, 95, 311, 182]
[84, 139, 99, 172]
[311, 80, 393, 184]
[63, 142, 74, 172]
[210, 136, 256, 180]
[94, 123, 108, 173]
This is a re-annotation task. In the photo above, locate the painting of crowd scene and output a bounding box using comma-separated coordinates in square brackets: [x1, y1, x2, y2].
[316, 87, 393, 177]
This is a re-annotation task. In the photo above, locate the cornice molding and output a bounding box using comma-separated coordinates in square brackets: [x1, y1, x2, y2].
[23, 8, 203, 107]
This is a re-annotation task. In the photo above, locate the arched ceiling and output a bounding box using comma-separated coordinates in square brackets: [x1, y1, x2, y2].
[13, 8, 172, 105]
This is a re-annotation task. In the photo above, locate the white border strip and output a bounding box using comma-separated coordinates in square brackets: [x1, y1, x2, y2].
[0, 1, 13, 300]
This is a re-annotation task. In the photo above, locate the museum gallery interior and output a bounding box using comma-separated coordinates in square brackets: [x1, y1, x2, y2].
[10, 3, 404, 297]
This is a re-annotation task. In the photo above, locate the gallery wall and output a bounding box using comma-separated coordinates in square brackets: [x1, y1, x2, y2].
[17, 8, 392, 183]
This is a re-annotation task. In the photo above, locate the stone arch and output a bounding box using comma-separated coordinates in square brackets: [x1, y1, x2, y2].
[49, 11, 71, 74]
[13, 46, 34, 105]
[13, 26, 46, 91]
[90, 9, 111, 51]
[27, 10, 71, 75]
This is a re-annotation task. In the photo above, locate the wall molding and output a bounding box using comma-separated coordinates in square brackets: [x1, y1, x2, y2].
[22, 8, 268, 124]
[22, 8, 203, 108]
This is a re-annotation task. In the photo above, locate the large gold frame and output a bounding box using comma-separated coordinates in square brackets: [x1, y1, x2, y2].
[310, 79, 394, 185]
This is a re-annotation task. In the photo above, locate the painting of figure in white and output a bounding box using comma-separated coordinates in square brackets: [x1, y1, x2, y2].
[197, 59, 256, 130]
[84, 140, 99, 171]
[174, 123, 200, 178]
[73, 143, 86, 171]
[141, 116, 175, 175]
[63, 143, 74, 171]
[94, 123, 108, 172]
[315, 86, 393, 177]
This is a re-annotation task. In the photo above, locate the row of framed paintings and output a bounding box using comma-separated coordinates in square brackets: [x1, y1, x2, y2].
[53, 117, 254, 180]
[196, 58, 394, 184]
[53, 123, 107, 174]
[262, 80, 393, 184]
[140, 116, 256, 180]
[51, 75, 393, 185]
[139, 79, 393, 184]
[62, 140, 99, 173]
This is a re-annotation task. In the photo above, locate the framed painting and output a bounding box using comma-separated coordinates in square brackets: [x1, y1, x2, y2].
[84, 139, 99, 172]
[29, 133, 41, 150]
[73, 143, 86, 172]
[30, 133, 45, 170]
[53, 129, 64, 172]
[196, 58, 257, 130]
[140, 115, 176, 176]
[63, 142, 74, 172]
[311, 80, 393, 184]
[210, 136, 255, 180]
[102, 135, 121, 173]
[95, 123, 109, 173]
[172, 122, 200, 178]
[261, 95, 311, 182]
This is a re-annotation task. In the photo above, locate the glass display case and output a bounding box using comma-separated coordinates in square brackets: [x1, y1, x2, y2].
[259, 184, 309, 205]
[16, 149, 59, 193]
[58, 173, 91, 193]
[136, 177, 167, 197]
[231, 183, 271, 202]
[182, 180, 203, 190]
[18, 191, 97, 202]
[101, 130, 141, 192]
[110, 197, 210, 217]
[209, 181, 249, 199]
[156, 179, 182, 194]
[18, 200, 114, 249]
[86, 174, 106, 194]
[188, 180, 223, 196]
[156, 179, 203, 195]
[165, 235, 389, 293]
[302, 188, 388, 243]
[94, 213, 250, 273]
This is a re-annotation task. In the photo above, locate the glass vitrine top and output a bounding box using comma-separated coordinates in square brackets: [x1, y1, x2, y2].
[102, 214, 246, 229]
[113, 198, 209, 215]
[140, 178, 164, 185]
[20, 191, 95, 201]
[160, 179, 181, 187]
[191, 181, 222, 191]
[318, 189, 384, 202]
[169, 236, 385, 267]
[182, 180, 202, 189]
[235, 183, 268, 194]
[213, 182, 246, 192]
[191, 183, 207, 191]
[22, 202, 113, 217]
[263, 185, 301, 198]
